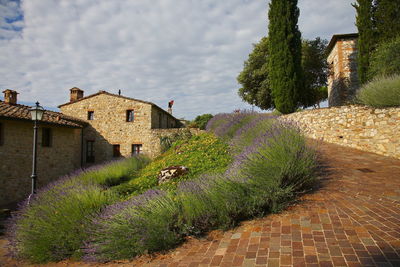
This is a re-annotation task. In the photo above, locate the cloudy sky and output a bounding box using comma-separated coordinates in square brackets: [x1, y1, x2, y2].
[1, 0, 356, 119]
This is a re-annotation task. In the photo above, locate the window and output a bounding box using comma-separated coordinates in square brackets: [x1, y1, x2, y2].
[159, 113, 162, 128]
[126, 110, 134, 122]
[42, 128, 52, 147]
[132, 144, 142, 155]
[87, 111, 94, 120]
[113, 144, 121, 157]
[86, 140, 95, 163]
[0, 123, 3, 145]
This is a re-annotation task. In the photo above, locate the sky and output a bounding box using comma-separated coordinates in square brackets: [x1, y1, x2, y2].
[0, 0, 356, 120]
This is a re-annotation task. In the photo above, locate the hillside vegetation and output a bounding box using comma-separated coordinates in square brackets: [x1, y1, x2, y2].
[7, 112, 318, 263]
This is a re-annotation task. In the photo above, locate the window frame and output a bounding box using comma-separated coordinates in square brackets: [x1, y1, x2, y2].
[126, 109, 134, 122]
[131, 144, 142, 155]
[0, 122, 3, 146]
[41, 127, 52, 147]
[113, 144, 121, 157]
[87, 111, 94, 120]
[86, 140, 95, 163]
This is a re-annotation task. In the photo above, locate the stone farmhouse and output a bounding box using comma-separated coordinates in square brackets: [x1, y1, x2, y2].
[59, 88, 183, 162]
[327, 33, 359, 106]
[0, 88, 183, 207]
[0, 90, 86, 207]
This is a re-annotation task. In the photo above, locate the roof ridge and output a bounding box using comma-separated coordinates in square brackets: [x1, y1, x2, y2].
[57, 90, 180, 121]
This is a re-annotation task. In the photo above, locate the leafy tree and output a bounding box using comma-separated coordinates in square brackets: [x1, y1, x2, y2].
[374, 0, 400, 44]
[353, 0, 376, 84]
[268, 0, 303, 114]
[313, 86, 328, 108]
[237, 37, 273, 110]
[368, 36, 400, 79]
[302, 38, 329, 108]
[238, 37, 328, 110]
[191, 114, 214, 130]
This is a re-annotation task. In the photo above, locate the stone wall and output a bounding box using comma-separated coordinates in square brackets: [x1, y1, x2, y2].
[280, 105, 400, 159]
[60, 93, 182, 162]
[327, 37, 359, 106]
[0, 119, 82, 207]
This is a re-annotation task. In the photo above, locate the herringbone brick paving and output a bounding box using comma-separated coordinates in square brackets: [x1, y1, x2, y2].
[1, 141, 399, 266]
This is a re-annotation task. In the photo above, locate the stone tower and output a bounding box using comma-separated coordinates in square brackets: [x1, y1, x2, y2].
[326, 33, 359, 106]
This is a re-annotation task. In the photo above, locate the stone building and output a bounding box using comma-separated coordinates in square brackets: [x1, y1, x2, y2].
[0, 90, 86, 207]
[59, 88, 183, 164]
[0, 87, 184, 206]
[327, 33, 359, 106]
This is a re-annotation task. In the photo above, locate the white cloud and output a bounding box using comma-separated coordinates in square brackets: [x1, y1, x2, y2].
[0, 0, 356, 119]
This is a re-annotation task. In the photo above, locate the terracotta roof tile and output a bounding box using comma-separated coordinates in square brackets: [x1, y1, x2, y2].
[0, 101, 86, 128]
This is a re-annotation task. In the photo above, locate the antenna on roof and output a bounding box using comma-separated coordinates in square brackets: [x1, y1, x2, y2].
[118, 89, 121, 96]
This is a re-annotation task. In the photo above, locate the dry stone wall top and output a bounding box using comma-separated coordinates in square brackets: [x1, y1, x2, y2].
[280, 105, 400, 159]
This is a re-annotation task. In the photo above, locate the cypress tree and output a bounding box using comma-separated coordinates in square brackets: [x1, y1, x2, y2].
[268, 0, 303, 114]
[375, 0, 400, 43]
[353, 0, 375, 84]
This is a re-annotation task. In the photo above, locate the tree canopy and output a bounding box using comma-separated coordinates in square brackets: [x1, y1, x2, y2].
[191, 114, 214, 130]
[237, 37, 328, 110]
[268, 0, 303, 114]
[301, 38, 329, 108]
[353, 0, 376, 84]
[237, 37, 273, 110]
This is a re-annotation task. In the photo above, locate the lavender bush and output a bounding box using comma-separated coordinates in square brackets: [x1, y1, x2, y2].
[83, 189, 181, 261]
[81, 114, 317, 261]
[205, 111, 257, 140]
[6, 156, 149, 263]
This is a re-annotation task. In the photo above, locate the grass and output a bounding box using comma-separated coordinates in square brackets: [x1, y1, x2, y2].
[356, 74, 400, 108]
[111, 133, 231, 196]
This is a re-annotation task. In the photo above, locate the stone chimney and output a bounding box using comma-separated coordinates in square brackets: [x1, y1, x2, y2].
[168, 100, 174, 114]
[70, 87, 84, 102]
[2, 89, 18, 104]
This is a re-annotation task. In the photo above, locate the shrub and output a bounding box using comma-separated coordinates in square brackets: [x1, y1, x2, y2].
[79, 156, 150, 187]
[83, 190, 181, 262]
[192, 114, 214, 130]
[160, 129, 193, 153]
[356, 74, 400, 108]
[7, 156, 149, 263]
[368, 36, 400, 80]
[206, 111, 257, 140]
[178, 120, 317, 234]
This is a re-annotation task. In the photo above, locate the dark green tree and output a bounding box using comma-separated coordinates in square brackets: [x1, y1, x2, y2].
[353, 0, 376, 84]
[191, 114, 214, 130]
[237, 37, 273, 110]
[368, 36, 400, 79]
[268, 0, 303, 114]
[302, 38, 329, 108]
[238, 37, 327, 110]
[374, 0, 400, 43]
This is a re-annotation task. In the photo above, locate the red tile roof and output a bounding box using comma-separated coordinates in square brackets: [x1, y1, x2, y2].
[0, 101, 86, 128]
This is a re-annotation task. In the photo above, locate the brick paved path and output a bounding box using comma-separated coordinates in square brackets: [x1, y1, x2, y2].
[1, 142, 399, 267]
[138, 142, 400, 267]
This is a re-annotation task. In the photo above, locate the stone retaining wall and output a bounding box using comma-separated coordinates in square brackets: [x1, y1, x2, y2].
[280, 105, 400, 159]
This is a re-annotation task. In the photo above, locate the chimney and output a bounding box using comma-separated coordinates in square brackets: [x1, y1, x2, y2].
[3, 89, 18, 104]
[168, 100, 174, 114]
[70, 87, 84, 102]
